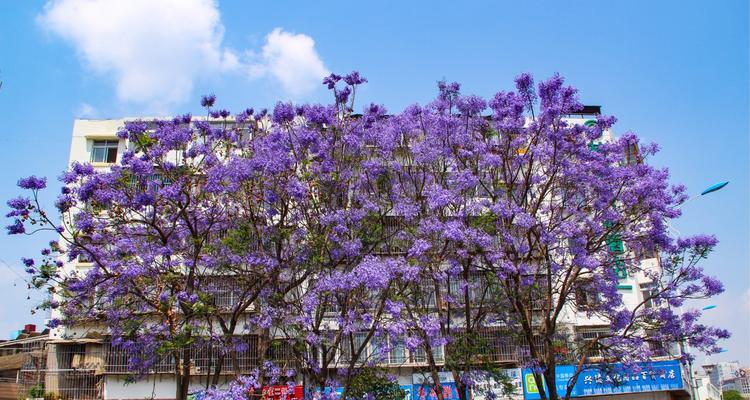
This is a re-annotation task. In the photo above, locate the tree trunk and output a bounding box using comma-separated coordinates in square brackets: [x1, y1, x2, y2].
[257, 329, 270, 387]
[451, 368, 468, 400]
[455, 379, 468, 400]
[210, 350, 223, 386]
[543, 365, 559, 400]
[174, 351, 183, 400]
[177, 346, 191, 400]
[426, 350, 445, 400]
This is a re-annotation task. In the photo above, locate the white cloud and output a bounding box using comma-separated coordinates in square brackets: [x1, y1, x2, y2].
[76, 102, 96, 118]
[248, 28, 330, 98]
[37, 1, 327, 110]
[38, 0, 239, 109]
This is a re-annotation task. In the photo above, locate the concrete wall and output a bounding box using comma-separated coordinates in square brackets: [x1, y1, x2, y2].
[103, 375, 231, 400]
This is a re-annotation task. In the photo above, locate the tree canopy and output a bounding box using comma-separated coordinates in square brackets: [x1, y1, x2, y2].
[7, 72, 729, 400]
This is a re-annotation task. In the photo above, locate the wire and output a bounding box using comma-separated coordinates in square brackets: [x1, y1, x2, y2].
[0, 257, 26, 281]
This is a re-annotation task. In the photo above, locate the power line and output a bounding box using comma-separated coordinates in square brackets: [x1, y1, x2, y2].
[0, 257, 27, 281]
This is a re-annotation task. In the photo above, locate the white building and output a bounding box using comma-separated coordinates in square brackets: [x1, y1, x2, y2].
[35, 110, 693, 400]
[702, 361, 740, 389]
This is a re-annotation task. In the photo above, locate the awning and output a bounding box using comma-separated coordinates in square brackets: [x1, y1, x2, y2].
[0, 353, 25, 371]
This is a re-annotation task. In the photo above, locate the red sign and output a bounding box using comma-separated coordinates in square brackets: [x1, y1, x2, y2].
[251, 385, 303, 400]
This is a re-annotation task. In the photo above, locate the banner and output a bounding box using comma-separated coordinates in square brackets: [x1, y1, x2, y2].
[522, 360, 684, 399]
[251, 385, 304, 400]
[471, 369, 523, 400]
[412, 383, 462, 400]
[412, 372, 463, 400]
[304, 385, 412, 400]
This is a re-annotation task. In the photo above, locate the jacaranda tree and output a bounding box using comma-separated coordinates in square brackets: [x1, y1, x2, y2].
[7, 72, 728, 400]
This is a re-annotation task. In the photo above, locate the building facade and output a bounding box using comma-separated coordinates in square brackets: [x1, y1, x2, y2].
[35, 112, 693, 400]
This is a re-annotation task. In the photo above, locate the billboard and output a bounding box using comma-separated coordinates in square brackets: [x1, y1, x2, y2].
[471, 369, 523, 400]
[304, 384, 413, 400]
[522, 360, 684, 399]
[412, 372, 467, 400]
[249, 385, 304, 400]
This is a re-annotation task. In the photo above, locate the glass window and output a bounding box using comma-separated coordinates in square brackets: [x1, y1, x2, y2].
[91, 140, 119, 163]
[389, 338, 406, 364]
[640, 282, 661, 309]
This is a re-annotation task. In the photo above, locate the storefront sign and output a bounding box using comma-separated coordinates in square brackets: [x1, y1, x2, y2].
[412, 383, 462, 400]
[471, 369, 523, 400]
[253, 385, 304, 400]
[522, 360, 684, 399]
[304, 385, 412, 400]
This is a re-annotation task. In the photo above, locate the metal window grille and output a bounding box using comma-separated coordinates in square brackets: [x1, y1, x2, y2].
[128, 173, 171, 193]
[103, 343, 174, 374]
[20, 343, 105, 400]
[374, 216, 407, 255]
[410, 344, 444, 365]
[447, 274, 487, 306]
[192, 336, 259, 375]
[474, 330, 520, 363]
[203, 276, 243, 310]
[337, 333, 367, 364]
[388, 338, 407, 364]
[266, 339, 297, 371]
[578, 327, 609, 359]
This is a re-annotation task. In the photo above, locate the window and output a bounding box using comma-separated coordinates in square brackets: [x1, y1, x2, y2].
[640, 282, 661, 309]
[91, 140, 119, 163]
[266, 339, 296, 370]
[575, 281, 598, 311]
[339, 332, 368, 363]
[625, 142, 641, 165]
[77, 252, 93, 264]
[411, 346, 426, 363]
[129, 173, 172, 193]
[410, 344, 444, 363]
[375, 216, 407, 255]
[605, 231, 628, 279]
[413, 283, 437, 309]
[578, 326, 609, 359]
[208, 277, 240, 309]
[388, 338, 406, 364]
[645, 329, 668, 357]
[448, 274, 487, 306]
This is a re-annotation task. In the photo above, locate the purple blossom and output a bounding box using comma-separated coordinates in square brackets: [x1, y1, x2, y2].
[343, 71, 367, 86]
[336, 86, 351, 104]
[6, 220, 24, 234]
[200, 94, 216, 108]
[323, 73, 342, 89]
[457, 95, 487, 115]
[18, 176, 47, 190]
[7, 197, 30, 210]
[272, 102, 295, 124]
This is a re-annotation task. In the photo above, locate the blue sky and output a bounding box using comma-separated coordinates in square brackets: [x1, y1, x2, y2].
[0, 1, 747, 365]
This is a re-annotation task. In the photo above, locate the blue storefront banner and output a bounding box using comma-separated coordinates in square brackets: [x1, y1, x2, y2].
[305, 385, 412, 400]
[522, 360, 684, 399]
[401, 385, 413, 400]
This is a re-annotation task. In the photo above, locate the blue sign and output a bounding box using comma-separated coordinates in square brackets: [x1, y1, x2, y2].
[305, 385, 412, 400]
[400, 385, 413, 400]
[522, 360, 684, 399]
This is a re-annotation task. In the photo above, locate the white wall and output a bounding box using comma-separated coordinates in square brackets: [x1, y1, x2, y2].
[103, 375, 230, 400]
